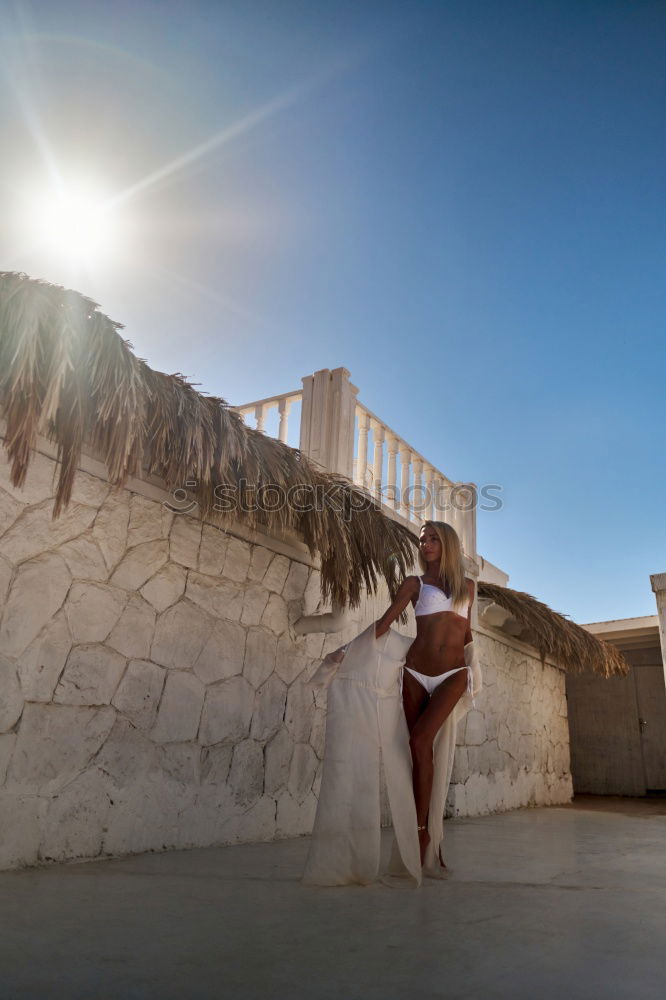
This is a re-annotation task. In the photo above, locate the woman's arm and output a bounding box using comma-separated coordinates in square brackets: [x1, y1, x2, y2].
[375, 576, 420, 638]
[464, 577, 475, 644]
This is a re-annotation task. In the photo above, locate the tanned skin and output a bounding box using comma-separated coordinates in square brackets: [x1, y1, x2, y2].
[374, 525, 474, 867]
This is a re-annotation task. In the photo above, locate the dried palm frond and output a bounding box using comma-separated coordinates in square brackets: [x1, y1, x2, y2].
[0, 272, 416, 608]
[478, 581, 628, 676]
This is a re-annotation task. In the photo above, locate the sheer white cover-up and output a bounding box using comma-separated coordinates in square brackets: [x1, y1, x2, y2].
[302, 623, 482, 887]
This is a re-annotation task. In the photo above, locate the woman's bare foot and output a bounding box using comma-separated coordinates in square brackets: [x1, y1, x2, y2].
[418, 827, 430, 866]
[438, 846, 448, 871]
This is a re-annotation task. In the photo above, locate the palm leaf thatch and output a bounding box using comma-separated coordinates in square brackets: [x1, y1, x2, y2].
[0, 272, 416, 608]
[478, 581, 628, 677]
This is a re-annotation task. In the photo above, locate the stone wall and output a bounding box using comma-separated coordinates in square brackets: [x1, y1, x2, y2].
[447, 629, 573, 816]
[0, 441, 571, 871]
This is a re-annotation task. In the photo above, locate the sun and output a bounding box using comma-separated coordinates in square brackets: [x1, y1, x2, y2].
[25, 179, 118, 267]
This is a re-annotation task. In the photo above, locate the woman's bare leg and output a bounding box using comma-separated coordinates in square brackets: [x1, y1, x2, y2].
[407, 670, 467, 866]
[402, 670, 430, 862]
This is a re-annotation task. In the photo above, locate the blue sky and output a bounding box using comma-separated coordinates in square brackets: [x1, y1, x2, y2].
[1, 0, 664, 623]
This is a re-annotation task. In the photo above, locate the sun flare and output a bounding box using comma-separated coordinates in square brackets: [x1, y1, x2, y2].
[25, 179, 118, 266]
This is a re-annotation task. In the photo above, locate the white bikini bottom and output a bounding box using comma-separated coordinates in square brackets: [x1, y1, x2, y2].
[403, 663, 473, 700]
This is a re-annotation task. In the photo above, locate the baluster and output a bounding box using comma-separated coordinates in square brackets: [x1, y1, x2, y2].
[386, 435, 399, 510]
[372, 423, 385, 500]
[277, 397, 290, 443]
[424, 465, 436, 521]
[399, 447, 411, 519]
[356, 410, 370, 489]
[412, 458, 423, 525]
[254, 403, 267, 433]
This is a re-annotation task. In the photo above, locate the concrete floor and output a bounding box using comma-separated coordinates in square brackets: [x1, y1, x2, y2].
[1, 797, 665, 1000]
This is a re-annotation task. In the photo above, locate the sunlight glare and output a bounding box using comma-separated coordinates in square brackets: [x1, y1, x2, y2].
[25, 180, 118, 266]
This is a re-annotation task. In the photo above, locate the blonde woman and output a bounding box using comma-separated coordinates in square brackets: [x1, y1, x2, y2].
[375, 521, 475, 868]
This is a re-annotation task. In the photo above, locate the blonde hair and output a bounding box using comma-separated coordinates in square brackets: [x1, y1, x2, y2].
[418, 521, 468, 606]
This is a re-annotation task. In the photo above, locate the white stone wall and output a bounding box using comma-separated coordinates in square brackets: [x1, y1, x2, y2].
[0, 443, 572, 871]
[447, 630, 573, 816]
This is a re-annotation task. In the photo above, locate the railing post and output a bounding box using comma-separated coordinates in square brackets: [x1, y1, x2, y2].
[299, 368, 358, 478]
[355, 410, 370, 488]
[399, 447, 411, 520]
[386, 434, 399, 510]
[371, 422, 385, 501]
[254, 403, 266, 432]
[277, 397, 290, 443]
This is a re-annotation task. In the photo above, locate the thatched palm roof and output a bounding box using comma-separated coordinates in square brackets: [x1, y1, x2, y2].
[0, 271, 416, 609]
[478, 581, 629, 676]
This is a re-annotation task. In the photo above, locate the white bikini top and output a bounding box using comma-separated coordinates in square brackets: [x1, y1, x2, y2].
[414, 576, 469, 619]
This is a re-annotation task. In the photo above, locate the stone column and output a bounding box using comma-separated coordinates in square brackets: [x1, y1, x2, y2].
[650, 572, 666, 683]
[299, 368, 358, 479]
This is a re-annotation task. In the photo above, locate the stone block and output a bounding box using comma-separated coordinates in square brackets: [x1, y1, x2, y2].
[60, 534, 109, 582]
[0, 732, 16, 783]
[288, 743, 318, 803]
[107, 594, 156, 660]
[261, 593, 289, 636]
[248, 545, 273, 582]
[243, 627, 277, 689]
[151, 600, 213, 669]
[264, 729, 294, 794]
[465, 709, 487, 746]
[0, 450, 55, 506]
[222, 536, 251, 583]
[282, 561, 309, 601]
[112, 659, 166, 730]
[93, 490, 129, 571]
[110, 540, 169, 590]
[0, 791, 42, 869]
[228, 739, 264, 806]
[193, 619, 246, 685]
[126, 494, 174, 548]
[251, 675, 287, 741]
[0, 552, 71, 657]
[101, 775, 197, 857]
[263, 555, 290, 594]
[169, 515, 202, 568]
[39, 767, 112, 863]
[451, 747, 469, 784]
[200, 744, 233, 785]
[154, 743, 200, 786]
[64, 582, 128, 643]
[69, 470, 110, 508]
[302, 569, 322, 615]
[0, 555, 11, 605]
[0, 501, 96, 564]
[309, 707, 326, 759]
[8, 703, 115, 791]
[16, 612, 72, 702]
[151, 671, 205, 744]
[197, 524, 228, 576]
[276, 789, 316, 836]
[237, 795, 276, 842]
[275, 634, 309, 686]
[303, 632, 325, 661]
[54, 644, 127, 706]
[140, 563, 187, 612]
[198, 676, 254, 746]
[0, 490, 23, 537]
[240, 583, 270, 626]
[186, 572, 243, 621]
[284, 679, 315, 742]
[0, 656, 24, 732]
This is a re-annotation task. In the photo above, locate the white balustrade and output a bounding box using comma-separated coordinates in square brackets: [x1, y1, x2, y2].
[235, 390, 302, 446]
[235, 373, 476, 561]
